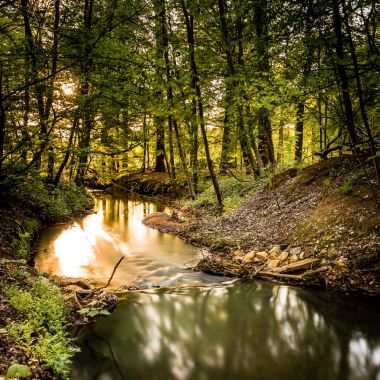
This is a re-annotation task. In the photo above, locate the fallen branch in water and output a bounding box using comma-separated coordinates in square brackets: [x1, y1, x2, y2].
[98, 256, 125, 290]
[257, 266, 330, 280]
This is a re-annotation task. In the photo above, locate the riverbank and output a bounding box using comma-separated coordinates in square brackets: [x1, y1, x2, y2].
[142, 157, 380, 295]
[0, 177, 116, 379]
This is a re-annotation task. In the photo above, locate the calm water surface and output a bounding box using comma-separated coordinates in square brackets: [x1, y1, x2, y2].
[35, 195, 218, 289]
[35, 195, 380, 380]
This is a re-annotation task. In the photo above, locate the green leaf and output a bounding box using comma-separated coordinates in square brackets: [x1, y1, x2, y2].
[88, 310, 99, 318]
[77, 308, 90, 315]
[99, 310, 111, 316]
[0, 328, 7, 334]
[7, 363, 31, 378]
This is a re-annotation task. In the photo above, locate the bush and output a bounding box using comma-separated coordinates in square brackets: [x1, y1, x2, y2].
[340, 177, 354, 195]
[0, 174, 93, 222]
[5, 278, 75, 378]
[184, 174, 267, 213]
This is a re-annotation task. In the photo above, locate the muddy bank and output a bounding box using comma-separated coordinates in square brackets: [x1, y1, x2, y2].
[144, 157, 380, 295]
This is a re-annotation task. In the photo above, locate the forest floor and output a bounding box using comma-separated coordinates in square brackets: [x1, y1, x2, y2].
[142, 157, 380, 295]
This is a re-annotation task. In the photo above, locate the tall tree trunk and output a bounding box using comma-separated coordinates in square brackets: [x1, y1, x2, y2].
[294, 1, 314, 162]
[181, 0, 223, 206]
[218, 0, 257, 174]
[176, 4, 199, 191]
[253, 0, 275, 165]
[142, 113, 147, 172]
[219, 88, 234, 173]
[332, 0, 359, 148]
[162, 0, 195, 199]
[153, 0, 166, 172]
[53, 117, 78, 186]
[277, 124, 284, 163]
[342, 0, 379, 183]
[75, 0, 94, 185]
[0, 65, 5, 177]
[295, 102, 305, 161]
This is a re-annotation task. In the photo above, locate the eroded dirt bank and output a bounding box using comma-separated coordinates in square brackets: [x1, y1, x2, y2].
[143, 157, 380, 295]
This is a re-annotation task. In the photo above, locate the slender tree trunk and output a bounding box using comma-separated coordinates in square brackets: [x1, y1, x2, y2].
[53, 117, 78, 186]
[332, 0, 359, 148]
[253, 0, 275, 165]
[219, 88, 234, 173]
[342, 0, 379, 183]
[142, 113, 147, 172]
[218, 0, 256, 174]
[295, 102, 305, 161]
[0, 65, 5, 177]
[277, 124, 284, 163]
[181, 0, 223, 206]
[153, 0, 166, 172]
[75, 0, 94, 186]
[163, 1, 195, 199]
[173, 119, 196, 200]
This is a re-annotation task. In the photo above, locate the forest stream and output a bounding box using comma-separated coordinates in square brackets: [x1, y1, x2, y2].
[35, 195, 380, 380]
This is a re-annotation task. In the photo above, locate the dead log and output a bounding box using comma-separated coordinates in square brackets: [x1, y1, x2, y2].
[274, 258, 320, 273]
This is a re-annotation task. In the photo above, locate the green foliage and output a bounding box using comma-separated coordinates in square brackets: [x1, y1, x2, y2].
[184, 174, 267, 212]
[35, 332, 79, 378]
[1, 174, 93, 222]
[340, 178, 353, 195]
[323, 177, 332, 188]
[5, 278, 75, 378]
[0, 174, 93, 260]
[6, 363, 31, 379]
[77, 300, 111, 318]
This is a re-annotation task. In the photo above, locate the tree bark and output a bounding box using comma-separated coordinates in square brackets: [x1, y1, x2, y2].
[0, 65, 5, 177]
[295, 102, 305, 161]
[153, 0, 166, 172]
[181, 0, 223, 206]
[332, 0, 359, 148]
[342, 0, 379, 183]
[53, 117, 78, 187]
[253, 0, 275, 165]
[75, 0, 94, 186]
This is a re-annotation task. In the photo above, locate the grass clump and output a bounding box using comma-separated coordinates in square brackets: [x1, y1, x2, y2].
[184, 173, 267, 213]
[340, 177, 354, 195]
[5, 277, 76, 378]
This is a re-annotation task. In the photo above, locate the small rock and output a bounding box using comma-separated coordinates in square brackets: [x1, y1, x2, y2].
[255, 251, 268, 261]
[232, 250, 245, 262]
[233, 250, 244, 258]
[278, 251, 289, 262]
[299, 252, 305, 260]
[289, 247, 302, 256]
[241, 251, 256, 264]
[267, 259, 280, 269]
[268, 245, 281, 259]
[65, 284, 85, 292]
[290, 255, 298, 263]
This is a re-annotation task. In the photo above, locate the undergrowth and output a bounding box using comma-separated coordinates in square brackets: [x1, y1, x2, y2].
[0, 174, 93, 222]
[0, 174, 94, 260]
[4, 277, 76, 378]
[184, 172, 268, 213]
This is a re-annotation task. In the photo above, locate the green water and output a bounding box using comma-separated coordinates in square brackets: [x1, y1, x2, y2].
[35, 195, 380, 380]
[71, 282, 380, 380]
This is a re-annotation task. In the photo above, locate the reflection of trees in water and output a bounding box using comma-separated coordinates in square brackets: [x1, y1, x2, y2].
[72, 283, 380, 380]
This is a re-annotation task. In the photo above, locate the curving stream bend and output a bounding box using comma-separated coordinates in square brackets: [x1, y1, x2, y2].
[35, 195, 380, 380]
